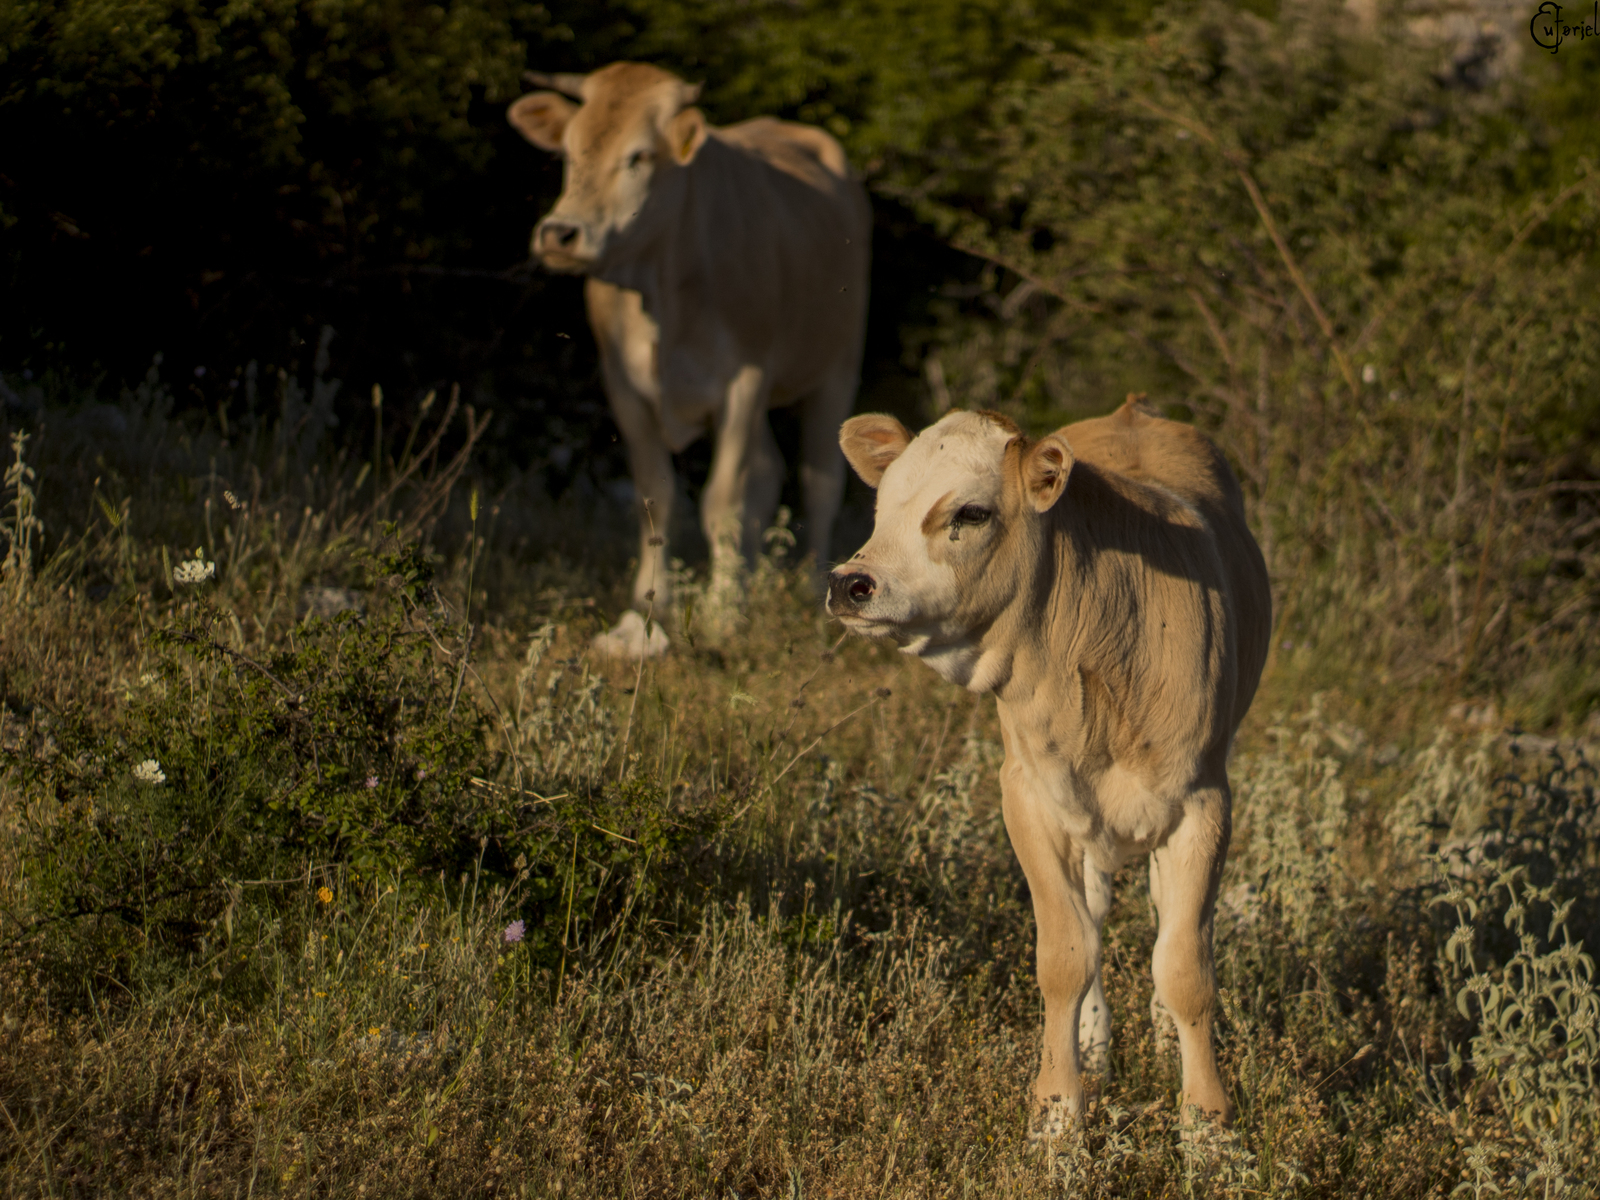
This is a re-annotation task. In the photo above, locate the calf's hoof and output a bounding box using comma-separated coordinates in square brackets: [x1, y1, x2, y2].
[1027, 1094, 1076, 1145]
[592, 610, 669, 660]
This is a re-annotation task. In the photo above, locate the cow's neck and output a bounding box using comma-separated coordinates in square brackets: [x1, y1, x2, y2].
[595, 249, 666, 318]
[591, 141, 743, 338]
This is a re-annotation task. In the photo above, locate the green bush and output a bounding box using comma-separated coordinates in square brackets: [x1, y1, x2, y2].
[2, 527, 721, 997]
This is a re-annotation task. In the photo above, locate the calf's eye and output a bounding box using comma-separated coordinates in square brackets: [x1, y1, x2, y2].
[627, 150, 652, 170]
[949, 503, 992, 541]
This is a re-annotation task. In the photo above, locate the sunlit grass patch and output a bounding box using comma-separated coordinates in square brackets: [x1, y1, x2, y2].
[2, 387, 1599, 1196]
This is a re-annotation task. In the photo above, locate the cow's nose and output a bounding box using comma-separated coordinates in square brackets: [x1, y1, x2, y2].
[536, 221, 582, 252]
[827, 571, 876, 611]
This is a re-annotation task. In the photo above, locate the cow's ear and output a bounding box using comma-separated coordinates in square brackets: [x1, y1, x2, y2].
[1022, 433, 1073, 512]
[840, 414, 913, 488]
[667, 106, 708, 165]
[507, 92, 577, 152]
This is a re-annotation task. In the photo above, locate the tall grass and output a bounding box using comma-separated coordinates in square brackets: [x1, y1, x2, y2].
[3, 381, 1599, 1196]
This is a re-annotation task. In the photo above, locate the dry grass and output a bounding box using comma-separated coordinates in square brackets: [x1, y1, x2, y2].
[2, 390, 1598, 1197]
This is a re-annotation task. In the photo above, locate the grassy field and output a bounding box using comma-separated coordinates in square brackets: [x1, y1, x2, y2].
[1, 377, 1597, 1199]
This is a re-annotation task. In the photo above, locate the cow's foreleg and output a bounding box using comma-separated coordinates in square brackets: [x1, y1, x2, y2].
[1002, 779, 1097, 1140]
[1149, 786, 1234, 1125]
[603, 371, 676, 618]
[797, 369, 854, 579]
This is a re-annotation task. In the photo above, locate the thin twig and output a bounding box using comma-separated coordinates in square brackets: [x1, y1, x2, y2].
[1132, 96, 1358, 394]
[616, 499, 661, 780]
[171, 631, 296, 699]
[764, 632, 849, 766]
[555, 828, 579, 1007]
[1310, 1044, 1374, 1092]
[729, 694, 884, 825]
[1459, 174, 1593, 318]
[1461, 400, 1514, 676]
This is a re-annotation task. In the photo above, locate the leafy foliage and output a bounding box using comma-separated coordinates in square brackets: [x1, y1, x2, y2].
[911, 1, 1600, 712]
[2, 533, 719, 996]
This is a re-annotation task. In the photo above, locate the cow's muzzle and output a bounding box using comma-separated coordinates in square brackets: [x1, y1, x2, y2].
[532, 218, 593, 269]
[826, 570, 877, 614]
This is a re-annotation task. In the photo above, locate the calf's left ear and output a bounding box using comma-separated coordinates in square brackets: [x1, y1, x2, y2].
[1022, 433, 1073, 512]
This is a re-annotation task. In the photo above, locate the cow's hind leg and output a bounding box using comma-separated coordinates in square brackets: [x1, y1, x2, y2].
[796, 367, 854, 581]
[1149, 786, 1233, 1125]
[1002, 777, 1097, 1140]
[742, 412, 784, 562]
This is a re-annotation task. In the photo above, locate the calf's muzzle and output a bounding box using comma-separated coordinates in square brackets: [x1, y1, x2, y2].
[826, 569, 876, 614]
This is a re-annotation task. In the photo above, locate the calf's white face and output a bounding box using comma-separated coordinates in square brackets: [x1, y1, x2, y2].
[827, 411, 1072, 663]
[507, 66, 708, 273]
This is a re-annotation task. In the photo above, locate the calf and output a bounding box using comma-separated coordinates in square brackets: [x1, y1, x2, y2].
[826, 400, 1271, 1135]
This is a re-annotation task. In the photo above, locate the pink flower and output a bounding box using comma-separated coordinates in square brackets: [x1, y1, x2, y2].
[503, 920, 525, 945]
[365, 775, 379, 789]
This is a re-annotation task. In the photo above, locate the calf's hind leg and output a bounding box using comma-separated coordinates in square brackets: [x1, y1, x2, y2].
[1078, 864, 1114, 1077]
[1148, 787, 1234, 1124]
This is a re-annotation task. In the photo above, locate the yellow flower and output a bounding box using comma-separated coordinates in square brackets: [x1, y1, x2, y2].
[317, 886, 334, 905]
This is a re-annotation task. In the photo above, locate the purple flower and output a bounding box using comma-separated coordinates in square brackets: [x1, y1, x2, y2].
[503, 920, 525, 945]
[365, 775, 379, 789]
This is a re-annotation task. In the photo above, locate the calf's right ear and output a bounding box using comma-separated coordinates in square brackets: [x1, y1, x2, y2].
[840, 414, 912, 488]
[507, 92, 578, 152]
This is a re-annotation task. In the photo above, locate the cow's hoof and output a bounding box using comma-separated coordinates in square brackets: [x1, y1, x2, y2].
[592, 610, 669, 659]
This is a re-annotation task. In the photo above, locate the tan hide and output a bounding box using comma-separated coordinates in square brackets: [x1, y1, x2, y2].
[828, 398, 1272, 1137]
[508, 63, 872, 628]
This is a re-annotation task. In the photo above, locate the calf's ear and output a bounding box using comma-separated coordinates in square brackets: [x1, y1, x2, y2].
[840, 415, 912, 488]
[1022, 433, 1073, 512]
[508, 93, 578, 152]
[667, 106, 708, 165]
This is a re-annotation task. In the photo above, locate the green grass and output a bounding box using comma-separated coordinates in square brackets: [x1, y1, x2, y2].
[1, 387, 1598, 1198]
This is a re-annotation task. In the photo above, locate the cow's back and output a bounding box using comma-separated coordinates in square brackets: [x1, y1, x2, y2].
[663, 121, 869, 402]
[716, 117, 855, 192]
[1064, 400, 1272, 730]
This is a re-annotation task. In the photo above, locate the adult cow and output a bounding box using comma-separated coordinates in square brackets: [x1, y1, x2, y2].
[826, 399, 1271, 1137]
[508, 63, 871, 656]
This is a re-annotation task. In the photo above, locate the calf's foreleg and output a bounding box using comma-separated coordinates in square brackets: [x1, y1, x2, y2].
[1002, 779, 1099, 1139]
[1149, 787, 1234, 1125]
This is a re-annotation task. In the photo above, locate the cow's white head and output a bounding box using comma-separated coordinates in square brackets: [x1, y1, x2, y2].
[827, 410, 1073, 665]
[507, 63, 708, 273]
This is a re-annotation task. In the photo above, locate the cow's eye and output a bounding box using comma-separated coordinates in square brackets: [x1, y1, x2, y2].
[627, 149, 652, 170]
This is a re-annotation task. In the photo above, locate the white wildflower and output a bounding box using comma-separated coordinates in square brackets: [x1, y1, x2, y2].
[173, 559, 216, 585]
[133, 759, 166, 785]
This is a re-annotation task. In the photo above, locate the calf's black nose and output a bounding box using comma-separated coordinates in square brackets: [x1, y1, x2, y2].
[828, 571, 876, 611]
